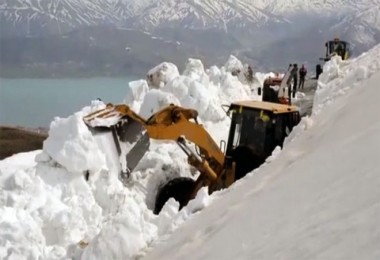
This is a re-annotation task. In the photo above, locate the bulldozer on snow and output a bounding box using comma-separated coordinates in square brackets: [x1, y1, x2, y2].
[84, 101, 300, 214]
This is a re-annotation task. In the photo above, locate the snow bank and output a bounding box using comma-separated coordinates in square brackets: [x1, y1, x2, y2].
[142, 45, 380, 260]
[0, 207, 46, 259]
[139, 89, 180, 118]
[183, 58, 209, 86]
[0, 55, 290, 259]
[313, 44, 380, 115]
[223, 55, 244, 74]
[80, 195, 157, 260]
[140, 56, 258, 123]
[282, 45, 380, 146]
[123, 80, 149, 111]
[44, 113, 107, 174]
[207, 66, 222, 84]
[0, 151, 103, 259]
[146, 62, 180, 89]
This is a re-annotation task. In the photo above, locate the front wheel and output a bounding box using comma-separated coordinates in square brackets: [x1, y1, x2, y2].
[154, 177, 196, 215]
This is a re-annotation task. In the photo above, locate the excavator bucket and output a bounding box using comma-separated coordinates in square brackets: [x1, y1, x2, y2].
[115, 119, 150, 173]
[83, 104, 150, 174]
[83, 104, 124, 128]
[125, 132, 150, 172]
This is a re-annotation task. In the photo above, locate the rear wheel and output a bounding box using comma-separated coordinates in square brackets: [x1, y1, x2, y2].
[230, 145, 264, 181]
[154, 177, 196, 215]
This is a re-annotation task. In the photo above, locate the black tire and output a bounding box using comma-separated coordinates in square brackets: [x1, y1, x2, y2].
[154, 177, 196, 215]
[230, 145, 264, 181]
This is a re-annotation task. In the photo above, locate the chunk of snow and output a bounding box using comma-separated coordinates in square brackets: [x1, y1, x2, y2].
[162, 76, 210, 115]
[124, 79, 149, 103]
[183, 58, 209, 86]
[43, 113, 107, 174]
[81, 198, 157, 260]
[139, 89, 181, 118]
[147, 62, 180, 89]
[223, 55, 244, 74]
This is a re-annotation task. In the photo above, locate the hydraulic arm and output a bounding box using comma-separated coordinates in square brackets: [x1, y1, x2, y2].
[84, 103, 225, 184]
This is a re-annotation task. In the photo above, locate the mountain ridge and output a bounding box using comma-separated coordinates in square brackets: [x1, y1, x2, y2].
[3, 0, 379, 34]
[1, 0, 379, 77]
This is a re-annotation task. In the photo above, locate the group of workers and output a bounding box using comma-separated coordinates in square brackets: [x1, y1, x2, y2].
[288, 63, 307, 100]
[259, 62, 308, 105]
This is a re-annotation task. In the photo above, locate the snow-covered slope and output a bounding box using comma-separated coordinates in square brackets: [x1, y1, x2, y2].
[142, 44, 380, 259]
[0, 0, 283, 33]
[2, 0, 379, 75]
[0, 0, 152, 35]
[130, 0, 286, 30]
[331, 5, 380, 49]
[1, 0, 112, 28]
[2, 0, 379, 32]
[264, 0, 379, 14]
[1, 44, 380, 259]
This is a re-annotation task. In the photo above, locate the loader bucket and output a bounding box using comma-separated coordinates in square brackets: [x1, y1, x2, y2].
[116, 118, 145, 143]
[83, 105, 150, 174]
[116, 120, 150, 173]
[83, 104, 124, 128]
[126, 132, 150, 172]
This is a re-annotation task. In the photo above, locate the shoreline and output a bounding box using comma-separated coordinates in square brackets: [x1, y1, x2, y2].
[0, 125, 48, 160]
[0, 124, 49, 135]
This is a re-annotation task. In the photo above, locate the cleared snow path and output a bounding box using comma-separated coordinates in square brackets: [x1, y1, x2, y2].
[297, 79, 317, 116]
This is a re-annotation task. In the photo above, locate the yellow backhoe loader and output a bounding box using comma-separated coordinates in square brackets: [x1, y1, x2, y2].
[84, 101, 300, 214]
[316, 38, 351, 79]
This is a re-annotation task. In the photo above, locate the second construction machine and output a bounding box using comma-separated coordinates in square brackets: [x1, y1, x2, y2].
[260, 64, 296, 105]
[316, 38, 351, 79]
[84, 100, 300, 214]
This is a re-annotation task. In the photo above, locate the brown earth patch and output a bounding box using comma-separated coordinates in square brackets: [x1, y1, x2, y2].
[0, 126, 48, 160]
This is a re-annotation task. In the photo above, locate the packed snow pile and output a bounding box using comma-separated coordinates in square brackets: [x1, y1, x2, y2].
[146, 62, 180, 89]
[0, 56, 285, 259]
[314, 44, 380, 115]
[140, 57, 256, 123]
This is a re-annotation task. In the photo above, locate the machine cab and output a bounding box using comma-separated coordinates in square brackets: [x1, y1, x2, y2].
[324, 38, 350, 61]
[224, 101, 300, 179]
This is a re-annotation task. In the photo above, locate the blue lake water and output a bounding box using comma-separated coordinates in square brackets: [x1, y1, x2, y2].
[0, 77, 137, 128]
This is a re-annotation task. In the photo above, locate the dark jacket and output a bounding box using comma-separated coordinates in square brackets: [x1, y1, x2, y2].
[299, 67, 307, 78]
[291, 67, 298, 79]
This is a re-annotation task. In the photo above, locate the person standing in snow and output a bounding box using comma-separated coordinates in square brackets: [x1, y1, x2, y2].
[299, 64, 307, 90]
[316, 64, 323, 79]
[290, 63, 298, 98]
[286, 64, 293, 103]
[246, 65, 253, 83]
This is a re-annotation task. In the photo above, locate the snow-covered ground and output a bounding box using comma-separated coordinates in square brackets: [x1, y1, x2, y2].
[1, 45, 379, 260]
[142, 46, 380, 260]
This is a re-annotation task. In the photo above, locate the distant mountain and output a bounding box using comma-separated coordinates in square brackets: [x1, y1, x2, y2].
[2, 0, 378, 33]
[1, 0, 379, 77]
[0, 0, 287, 35]
[330, 5, 380, 49]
